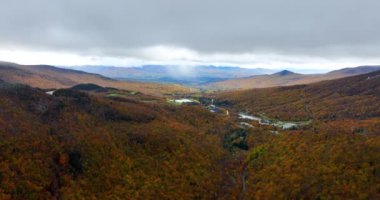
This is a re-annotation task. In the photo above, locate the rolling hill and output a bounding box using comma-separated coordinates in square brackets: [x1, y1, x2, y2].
[0, 61, 196, 96]
[215, 70, 380, 124]
[207, 66, 380, 90]
[213, 71, 380, 199]
[0, 67, 379, 199]
[0, 80, 242, 199]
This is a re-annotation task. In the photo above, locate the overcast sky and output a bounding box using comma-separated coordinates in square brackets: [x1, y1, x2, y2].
[1, 0, 380, 71]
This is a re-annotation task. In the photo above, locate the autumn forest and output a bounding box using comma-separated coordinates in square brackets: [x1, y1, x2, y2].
[0, 62, 379, 200]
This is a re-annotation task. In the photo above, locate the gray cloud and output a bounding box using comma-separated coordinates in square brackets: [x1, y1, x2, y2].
[1, 0, 380, 59]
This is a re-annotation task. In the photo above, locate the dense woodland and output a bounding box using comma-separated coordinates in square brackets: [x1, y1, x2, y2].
[216, 70, 380, 134]
[0, 70, 379, 199]
[0, 82, 239, 199]
[242, 129, 380, 199]
[218, 71, 380, 199]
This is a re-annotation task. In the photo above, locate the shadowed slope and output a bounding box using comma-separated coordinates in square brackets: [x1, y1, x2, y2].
[0, 81, 236, 199]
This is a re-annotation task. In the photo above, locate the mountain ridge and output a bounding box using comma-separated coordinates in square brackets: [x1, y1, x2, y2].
[273, 70, 297, 76]
[0, 61, 196, 96]
[206, 65, 380, 90]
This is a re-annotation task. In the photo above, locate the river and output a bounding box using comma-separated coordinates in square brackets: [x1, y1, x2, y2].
[238, 112, 311, 130]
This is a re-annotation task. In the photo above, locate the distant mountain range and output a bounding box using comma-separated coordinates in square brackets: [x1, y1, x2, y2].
[67, 65, 380, 89]
[0, 61, 195, 96]
[66, 65, 276, 85]
[2, 61, 380, 92]
[206, 66, 380, 90]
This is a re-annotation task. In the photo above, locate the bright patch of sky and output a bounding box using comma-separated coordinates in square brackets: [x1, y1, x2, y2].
[2, 46, 380, 73]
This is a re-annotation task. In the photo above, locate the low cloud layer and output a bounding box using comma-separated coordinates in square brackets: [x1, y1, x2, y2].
[1, 0, 380, 70]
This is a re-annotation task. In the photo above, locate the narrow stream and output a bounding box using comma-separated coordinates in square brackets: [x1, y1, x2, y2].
[238, 166, 248, 200]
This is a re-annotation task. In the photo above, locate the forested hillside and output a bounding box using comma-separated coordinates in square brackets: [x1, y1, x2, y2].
[216, 70, 380, 122]
[0, 70, 379, 199]
[241, 130, 380, 199]
[213, 71, 380, 199]
[0, 81, 236, 199]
